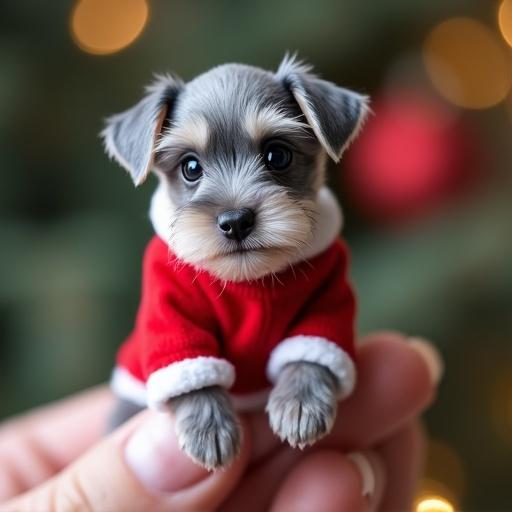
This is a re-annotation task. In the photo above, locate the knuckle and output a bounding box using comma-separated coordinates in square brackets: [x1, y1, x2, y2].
[51, 470, 95, 512]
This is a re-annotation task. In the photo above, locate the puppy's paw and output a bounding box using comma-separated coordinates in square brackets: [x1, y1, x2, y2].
[169, 386, 241, 470]
[266, 361, 339, 448]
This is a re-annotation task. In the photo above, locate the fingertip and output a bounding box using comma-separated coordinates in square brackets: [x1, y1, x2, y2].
[330, 334, 436, 449]
[358, 332, 444, 389]
[124, 412, 209, 494]
[357, 335, 437, 402]
[122, 411, 251, 497]
[408, 337, 444, 385]
[347, 451, 386, 510]
[346, 452, 376, 497]
[1, 407, 251, 512]
[358, 330, 408, 345]
[269, 450, 369, 512]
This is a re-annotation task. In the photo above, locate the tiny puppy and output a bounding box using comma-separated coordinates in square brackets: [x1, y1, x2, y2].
[103, 54, 369, 469]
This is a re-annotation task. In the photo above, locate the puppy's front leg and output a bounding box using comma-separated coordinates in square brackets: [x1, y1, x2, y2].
[168, 386, 241, 470]
[266, 361, 339, 448]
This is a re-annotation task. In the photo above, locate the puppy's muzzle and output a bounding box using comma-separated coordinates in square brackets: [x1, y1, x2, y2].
[217, 208, 255, 242]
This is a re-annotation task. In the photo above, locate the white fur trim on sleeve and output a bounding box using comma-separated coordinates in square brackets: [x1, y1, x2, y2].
[110, 367, 148, 407]
[266, 336, 356, 400]
[146, 357, 236, 411]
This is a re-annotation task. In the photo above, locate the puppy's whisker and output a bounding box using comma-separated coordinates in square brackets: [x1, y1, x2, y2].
[216, 279, 228, 299]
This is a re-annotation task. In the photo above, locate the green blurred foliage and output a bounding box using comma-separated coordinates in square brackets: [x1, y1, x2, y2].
[0, 1, 511, 509]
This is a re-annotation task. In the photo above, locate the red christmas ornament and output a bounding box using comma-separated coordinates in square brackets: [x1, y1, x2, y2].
[343, 91, 481, 225]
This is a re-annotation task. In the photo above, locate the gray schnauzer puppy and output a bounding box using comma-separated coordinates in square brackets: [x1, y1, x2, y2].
[103, 55, 369, 469]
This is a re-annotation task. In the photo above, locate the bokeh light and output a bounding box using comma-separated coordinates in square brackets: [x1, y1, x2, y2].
[343, 91, 480, 225]
[498, 0, 512, 48]
[413, 438, 464, 512]
[415, 496, 455, 512]
[71, 0, 149, 55]
[416, 479, 458, 505]
[423, 17, 512, 109]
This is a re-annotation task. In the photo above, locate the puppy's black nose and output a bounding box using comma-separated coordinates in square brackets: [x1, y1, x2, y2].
[217, 208, 255, 241]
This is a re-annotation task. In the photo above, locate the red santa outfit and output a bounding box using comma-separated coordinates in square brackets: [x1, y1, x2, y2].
[111, 186, 357, 411]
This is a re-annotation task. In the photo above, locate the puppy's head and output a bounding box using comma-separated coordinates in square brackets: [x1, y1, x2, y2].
[102, 55, 369, 281]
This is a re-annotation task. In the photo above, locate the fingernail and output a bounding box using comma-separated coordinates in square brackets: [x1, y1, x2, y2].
[346, 452, 376, 497]
[125, 413, 209, 493]
[408, 337, 444, 385]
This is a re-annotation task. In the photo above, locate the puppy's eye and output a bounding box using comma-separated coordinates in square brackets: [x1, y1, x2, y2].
[181, 157, 203, 182]
[263, 144, 292, 171]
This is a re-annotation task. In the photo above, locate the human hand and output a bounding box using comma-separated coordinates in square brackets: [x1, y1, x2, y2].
[0, 332, 442, 511]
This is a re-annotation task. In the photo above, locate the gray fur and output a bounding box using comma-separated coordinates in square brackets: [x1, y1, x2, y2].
[102, 55, 368, 467]
[168, 386, 242, 470]
[101, 74, 183, 185]
[155, 62, 322, 209]
[276, 54, 370, 161]
[266, 361, 340, 448]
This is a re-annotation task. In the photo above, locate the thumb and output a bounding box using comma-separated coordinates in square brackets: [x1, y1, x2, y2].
[1, 411, 250, 512]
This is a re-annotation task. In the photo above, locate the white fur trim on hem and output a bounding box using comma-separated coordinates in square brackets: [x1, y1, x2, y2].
[110, 367, 147, 407]
[266, 336, 356, 400]
[111, 365, 269, 412]
[146, 357, 236, 411]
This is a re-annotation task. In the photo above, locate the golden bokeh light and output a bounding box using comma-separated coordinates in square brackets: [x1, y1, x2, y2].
[415, 478, 459, 512]
[416, 496, 455, 512]
[498, 0, 512, 47]
[413, 439, 464, 512]
[423, 17, 512, 109]
[71, 0, 149, 55]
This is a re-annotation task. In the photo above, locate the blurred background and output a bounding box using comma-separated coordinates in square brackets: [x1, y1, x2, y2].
[0, 0, 511, 509]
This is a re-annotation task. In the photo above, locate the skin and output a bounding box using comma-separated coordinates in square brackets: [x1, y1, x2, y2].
[0, 332, 434, 511]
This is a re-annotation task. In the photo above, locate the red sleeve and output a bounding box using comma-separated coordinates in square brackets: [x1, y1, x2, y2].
[117, 236, 235, 410]
[288, 240, 356, 359]
[267, 240, 357, 400]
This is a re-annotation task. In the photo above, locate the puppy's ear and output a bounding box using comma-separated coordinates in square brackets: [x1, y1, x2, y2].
[276, 54, 370, 162]
[101, 74, 184, 186]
